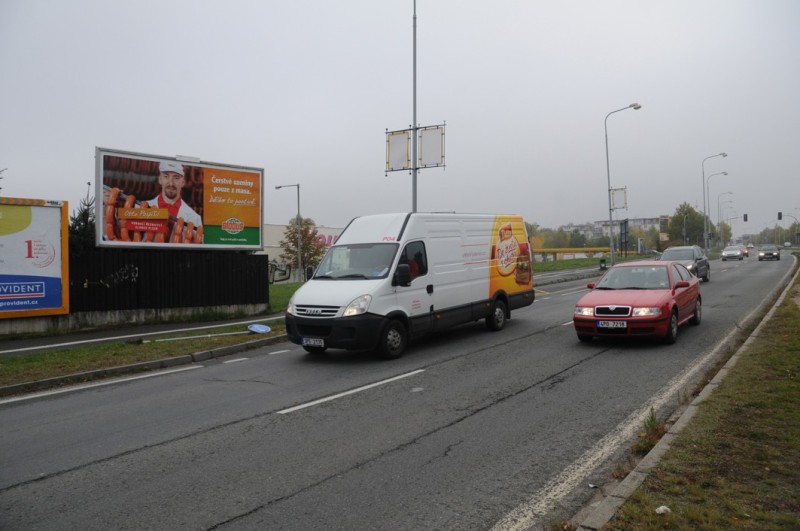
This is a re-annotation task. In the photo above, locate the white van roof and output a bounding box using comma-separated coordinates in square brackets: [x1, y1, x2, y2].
[334, 213, 411, 245]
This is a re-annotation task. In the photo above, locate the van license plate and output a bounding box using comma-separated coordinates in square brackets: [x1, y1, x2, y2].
[598, 321, 626, 329]
[302, 337, 325, 347]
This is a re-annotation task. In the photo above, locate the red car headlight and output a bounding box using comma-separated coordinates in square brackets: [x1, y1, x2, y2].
[632, 307, 662, 317]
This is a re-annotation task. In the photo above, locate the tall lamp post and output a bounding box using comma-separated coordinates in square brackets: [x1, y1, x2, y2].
[717, 192, 733, 246]
[275, 184, 303, 282]
[605, 102, 642, 265]
[701, 153, 727, 250]
[683, 213, 689, 245]
[705, 171, 728, 247]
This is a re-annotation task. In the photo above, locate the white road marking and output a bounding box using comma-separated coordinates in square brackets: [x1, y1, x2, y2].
[223, 358, 249, 364]
[276, 370, 425, 414]
[559, 288, 591, 297]
[269, 349, 292, 355]
[0, 366, 203, 405]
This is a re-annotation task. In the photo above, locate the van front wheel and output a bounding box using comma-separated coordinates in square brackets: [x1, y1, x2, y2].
[378, 319, 407, 359]
[486, 299, 507, 331]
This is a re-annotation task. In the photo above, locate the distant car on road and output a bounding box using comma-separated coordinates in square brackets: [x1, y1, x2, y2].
[573, 261, 701, 344]
[721, 245, 744, 261]
[785, 242, 792, 248]
[658, 245, 710, 282]
[758, 245, 781, 261]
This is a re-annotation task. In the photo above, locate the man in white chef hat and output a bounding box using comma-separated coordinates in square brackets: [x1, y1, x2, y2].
[149, 160, 203, 241]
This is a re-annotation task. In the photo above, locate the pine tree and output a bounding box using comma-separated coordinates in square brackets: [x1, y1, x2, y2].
[69, 196, 95, 257]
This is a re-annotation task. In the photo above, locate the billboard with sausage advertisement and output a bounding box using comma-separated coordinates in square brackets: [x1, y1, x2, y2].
[95, 147, 263, 251]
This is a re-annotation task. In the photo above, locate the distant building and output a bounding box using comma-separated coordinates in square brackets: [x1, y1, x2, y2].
[559, 217, 663, 239]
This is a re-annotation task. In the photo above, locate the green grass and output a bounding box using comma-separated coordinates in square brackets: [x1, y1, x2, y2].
[269, 281, 302, 313]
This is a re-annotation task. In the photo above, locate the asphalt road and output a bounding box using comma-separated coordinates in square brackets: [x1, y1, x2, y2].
[0, 257, 792, 530]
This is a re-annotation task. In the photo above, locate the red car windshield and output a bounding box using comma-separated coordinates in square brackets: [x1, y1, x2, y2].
[596, 265, 670, 290]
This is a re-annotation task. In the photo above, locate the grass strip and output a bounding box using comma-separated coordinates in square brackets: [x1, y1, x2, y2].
[0, 323, 287, 387]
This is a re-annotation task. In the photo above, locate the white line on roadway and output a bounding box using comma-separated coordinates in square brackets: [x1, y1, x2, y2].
[0, 366, 203, 405]
[223, 358, 249, 364]
[269, 349, 292, 356]
[558, 288, 591, 297]
[276, 369, 425, 414]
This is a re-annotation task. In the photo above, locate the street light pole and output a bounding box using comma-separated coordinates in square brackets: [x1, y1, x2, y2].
[275, 184, 303, 282]
[683, 213, 689, 245]
[717, 192, 733, 246]
[705, 171, 728, 247]
[605, 102, 641, 266]
[701, 153, 727, 250]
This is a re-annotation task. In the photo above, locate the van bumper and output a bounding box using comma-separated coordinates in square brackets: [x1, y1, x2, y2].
[285, 313, 387, 351]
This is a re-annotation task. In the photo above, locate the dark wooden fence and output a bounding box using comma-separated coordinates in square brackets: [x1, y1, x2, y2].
[69, 249, 269, 312]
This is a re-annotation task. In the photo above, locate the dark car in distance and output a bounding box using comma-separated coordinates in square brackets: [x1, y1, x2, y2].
[658, 245, 710, 282]
[758, 245, 781, 261]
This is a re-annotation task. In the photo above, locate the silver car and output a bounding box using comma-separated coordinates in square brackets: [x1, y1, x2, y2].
[721, 245, 744, 261]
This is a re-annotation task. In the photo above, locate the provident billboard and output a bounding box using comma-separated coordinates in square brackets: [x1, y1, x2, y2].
[95, 147, 264, 250]
[0, 197, 70, 319]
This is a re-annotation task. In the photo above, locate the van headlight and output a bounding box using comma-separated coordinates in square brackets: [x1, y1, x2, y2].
[343, 294, 372, 317]
[286, 296, 297, 316]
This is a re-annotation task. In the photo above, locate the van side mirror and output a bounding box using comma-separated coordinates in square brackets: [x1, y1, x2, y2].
[394, 263, 412, 286]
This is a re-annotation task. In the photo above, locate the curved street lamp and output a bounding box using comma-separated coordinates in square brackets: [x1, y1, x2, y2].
[605, 102, 642, 265]
[706, 171, 728, 246]
[701, 153, 727, 250]
[275, 184, 303, 282]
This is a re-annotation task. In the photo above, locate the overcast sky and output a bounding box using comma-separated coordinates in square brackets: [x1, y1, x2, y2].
[2, 0, 798, 237]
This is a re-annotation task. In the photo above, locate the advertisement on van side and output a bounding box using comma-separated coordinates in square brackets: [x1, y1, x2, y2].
[489, 215, 533, 296]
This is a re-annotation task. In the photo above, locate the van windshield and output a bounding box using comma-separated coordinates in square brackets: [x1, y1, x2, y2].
[314, 243, 399, 280]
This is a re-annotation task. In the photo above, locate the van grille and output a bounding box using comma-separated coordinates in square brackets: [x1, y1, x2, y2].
[594, 306, 631, 316]
[295, 305, 340, 318]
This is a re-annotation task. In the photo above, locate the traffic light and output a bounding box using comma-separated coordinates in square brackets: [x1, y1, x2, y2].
[778, 212, 783, 220]
[743, 213, 748, 222]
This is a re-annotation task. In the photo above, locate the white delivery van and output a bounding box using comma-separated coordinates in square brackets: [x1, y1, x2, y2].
[284, 212, 535, 358]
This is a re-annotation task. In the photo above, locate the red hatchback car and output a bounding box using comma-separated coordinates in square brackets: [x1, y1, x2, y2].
[573, 261, 701, 344]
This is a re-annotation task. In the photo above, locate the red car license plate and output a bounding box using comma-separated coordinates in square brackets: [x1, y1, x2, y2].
[597, 321, 627, 329]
